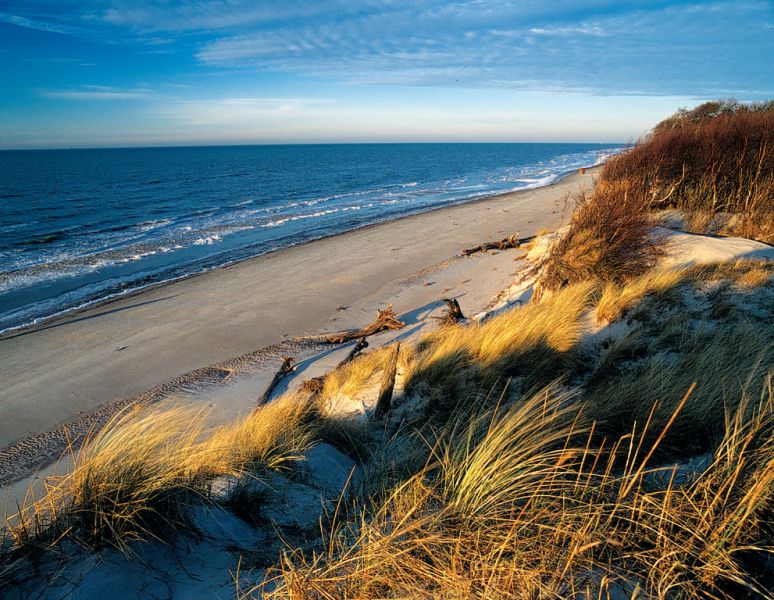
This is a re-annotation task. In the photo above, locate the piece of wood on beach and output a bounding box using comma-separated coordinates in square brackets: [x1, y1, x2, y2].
[257, 355, 296, 407]
[460, 234, 535, 256]
[341, 337, 369, 365]
[325, 305, 405, 344]
[433, 297, 465, 326]
[373, 343, 400, 420]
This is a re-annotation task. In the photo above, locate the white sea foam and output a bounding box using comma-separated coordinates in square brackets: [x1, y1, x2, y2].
[193, 234, 222, 245]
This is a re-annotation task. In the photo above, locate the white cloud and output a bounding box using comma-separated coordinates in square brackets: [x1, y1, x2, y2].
[529, 25, 605, 36]
[39, 85, 152, 100]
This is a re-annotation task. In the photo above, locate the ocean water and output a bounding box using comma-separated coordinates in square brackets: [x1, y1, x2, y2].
[0, 143, 622, 333]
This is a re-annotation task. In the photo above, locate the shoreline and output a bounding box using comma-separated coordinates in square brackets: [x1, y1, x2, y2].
[1, 167, 587, 339]
[0, 168, 599, 487]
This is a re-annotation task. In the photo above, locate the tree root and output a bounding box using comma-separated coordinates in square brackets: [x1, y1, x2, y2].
[325, 305, 405, 344]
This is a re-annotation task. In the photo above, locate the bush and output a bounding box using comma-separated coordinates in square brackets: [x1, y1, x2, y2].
[601, 99, 774, 242]
[539, 186, 664, 289]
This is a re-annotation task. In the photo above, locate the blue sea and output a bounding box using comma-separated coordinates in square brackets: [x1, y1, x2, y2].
[0, 143, 623, 333]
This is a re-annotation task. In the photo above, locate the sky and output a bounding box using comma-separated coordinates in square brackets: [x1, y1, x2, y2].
[0, 1, 772, 149]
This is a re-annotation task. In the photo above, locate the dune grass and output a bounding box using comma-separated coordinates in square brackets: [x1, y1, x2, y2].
[403, 280, 598, 410]
[596, 260, 774, 324]
[3, 248, 772, 596]
[6, 407, 210, 553]
[203, 392, 313, 475]
[595, 267, 689, 323]
[587, 319, 773, 457]
[317, 346, 396, 406]
[257, 378, 774, 599]
[3, 393, 313, 565]
[587, 259, 774, 457]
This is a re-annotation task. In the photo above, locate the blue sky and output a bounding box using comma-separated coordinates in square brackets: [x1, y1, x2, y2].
[0, 1, 772, 148]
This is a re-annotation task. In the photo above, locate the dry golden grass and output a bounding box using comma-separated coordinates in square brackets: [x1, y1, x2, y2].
[735, 262, 774, 289]
[595, 260, 774, 324]
[203, 392, 312, 475]
[257, 378, 774, 599]
[3, 182, 773, 598]
[404, 280, 599, 401]
[587, 319, 773, 457]
[4, 395, 313, 557]
[316, 346, 395, 409]
[6, 406, 209, 552]
[596, 267, 689, 323]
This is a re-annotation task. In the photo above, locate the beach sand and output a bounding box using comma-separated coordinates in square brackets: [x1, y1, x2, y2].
[0, 169, 598, 491]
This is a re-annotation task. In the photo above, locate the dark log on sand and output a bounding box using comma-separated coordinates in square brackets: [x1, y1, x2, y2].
[257, 355, 296, 407]
[461, 234, 535, 256]
[325, 305, 405, 344]
[341, 337, 369, 365]
[433, 298, 465, 326]
[299, 337, 370, 397]
[374, 343, 400, 420]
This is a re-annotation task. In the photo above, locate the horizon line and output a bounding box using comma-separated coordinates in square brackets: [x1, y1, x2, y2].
[0, 139, 630, 152]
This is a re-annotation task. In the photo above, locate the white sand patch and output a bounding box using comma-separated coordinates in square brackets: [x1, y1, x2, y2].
[659, 228, 774, 268]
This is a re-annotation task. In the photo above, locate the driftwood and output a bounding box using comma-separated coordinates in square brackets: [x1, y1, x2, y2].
[374, 343, 400, 420]
[299, 337, 370, 397]
[325, 305, 405, 344]
[433, 298, 465, 326]
[257, 355, 296, 407]
[341, 337, 369, 364]
[461, 234, 535, 256]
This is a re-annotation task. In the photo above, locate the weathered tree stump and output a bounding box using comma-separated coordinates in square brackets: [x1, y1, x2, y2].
[325, 305, 405, 344]
[257, 355, 296, 407]
[373, 343, 400, 420]
[433, 297, 465, 326]
[341, 337, 369, 365]
[461, 234, 535, 256]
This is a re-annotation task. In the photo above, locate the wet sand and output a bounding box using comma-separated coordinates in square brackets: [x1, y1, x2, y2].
[0, 168, 597, 486]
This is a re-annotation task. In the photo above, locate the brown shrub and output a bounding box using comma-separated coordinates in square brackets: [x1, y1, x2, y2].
[600, 99, 774, 242]
[539, 183, 665, 289]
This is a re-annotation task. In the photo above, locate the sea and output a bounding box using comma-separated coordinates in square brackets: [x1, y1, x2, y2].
[0, 143, 623, 333]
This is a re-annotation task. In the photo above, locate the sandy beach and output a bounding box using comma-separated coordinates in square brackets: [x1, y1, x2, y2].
[0, 169, 597, 488]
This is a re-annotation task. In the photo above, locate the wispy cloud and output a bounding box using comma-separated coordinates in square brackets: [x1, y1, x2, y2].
[191, 1, 773, 96]
[2, 0, 773, 149]
[3, 1, 773, 97]
[39, 85, 152, 100]
[159, 97, 334, 125]
[21, 56, 95, 66]
[0, 12, 86, 36]
[528, 25, 605, 36]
